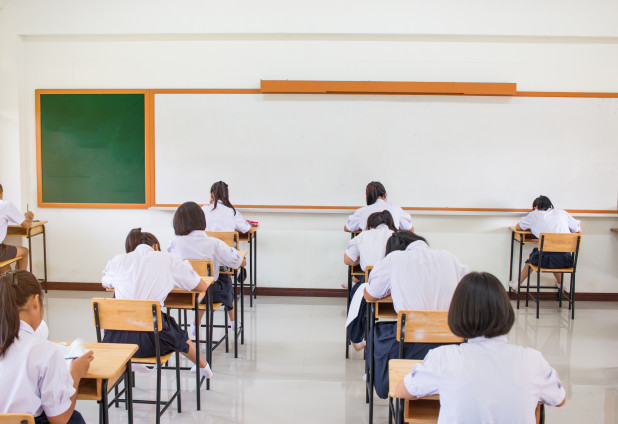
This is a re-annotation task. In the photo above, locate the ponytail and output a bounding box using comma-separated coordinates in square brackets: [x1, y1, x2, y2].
[210, 181, 237, 215]
[385, 231, 428, 256]
[0, 271, 42, 356]
[532, 195, 554, 211]
[125, 228, 160, 253]
[366, 210, 397, 231]
[366, 181, 387, 206]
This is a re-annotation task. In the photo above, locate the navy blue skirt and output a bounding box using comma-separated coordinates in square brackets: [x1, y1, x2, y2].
[103, 312, 189, 357]
[526, 248, 573, 269]
[36, 411, 85, 424]
[202, 274, 234, 310]
[346, 282, 367, 344]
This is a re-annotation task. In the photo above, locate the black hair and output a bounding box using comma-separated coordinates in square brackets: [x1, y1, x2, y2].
[366, 210, 397, 231]
[211, 181, 237, 215]
[125, 228, 160, 253]
[0, 270, 42, 356]
[173, 202, 206, 236]
[385, 230, 428, 256]
[532, 195, 554, 211]
[448, 272, 515, 339]
[0, 183, 3, 194]
[366, 181, 387, 206]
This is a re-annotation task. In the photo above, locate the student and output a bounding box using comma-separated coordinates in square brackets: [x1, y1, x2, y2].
[202, 181, 255, 234]
[0, 270, 94, 424]
[0, 184, 34, 273]
[363, 231, 469, 399]
[101, 228, 212, 379]
[344, 181, 413, 232]
[396, 272, 566, 423]
[168, 201, 246, 336]
[509, 195, 581, 291]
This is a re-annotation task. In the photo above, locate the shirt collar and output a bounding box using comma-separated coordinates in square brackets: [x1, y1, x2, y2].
[375, 224, 390, 231]
[188, 230, 206, 237]
[467, 335, 509, 344]
[134, 244, 154, 253]
[20, 320, 35, 335]
[405, 240, 428, 251]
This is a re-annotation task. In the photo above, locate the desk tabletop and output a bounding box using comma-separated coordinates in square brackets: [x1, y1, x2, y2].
[60, 342, 137, 379]
[366, 294, 394, 304]
[105, 279, 213, 294]
[389, 359, 439, 400]
[238, 227, 258, 241]
[8, 220, 48, 228]
[508, 226, 532, 234]
[7, 221, 48, 236]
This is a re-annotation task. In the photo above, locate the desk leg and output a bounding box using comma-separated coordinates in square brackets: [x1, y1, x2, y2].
[368, 303, 375, 424]
[195, 295, 202, 409]
[42, 226, 48, 292]
[346, 266, 352, 359]
[254, 232, 257, 300]
[126, 360, 133, 424]
[517, 238, 524, 310]
[206, 287, 213, 391]
[101, 379, 109, 424]
[234, 272, 238, 359]
[249, 237, 254, 307]
[509, 231, 515, 284]
[240, 269, 245, 345]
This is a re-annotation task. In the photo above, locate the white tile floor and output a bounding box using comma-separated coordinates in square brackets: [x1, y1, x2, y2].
[43, 292, 618, 423]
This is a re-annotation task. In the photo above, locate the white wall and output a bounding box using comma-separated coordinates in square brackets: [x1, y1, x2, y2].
[1, 0, 617, 291]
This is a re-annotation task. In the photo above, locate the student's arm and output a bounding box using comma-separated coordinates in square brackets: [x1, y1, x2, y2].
[192, 278, 209, 292]
[170, 255, 203, 291]
[234, 210, 252, 234]
[398, 209, 413, 231]
[363, 288, 381, 302]
[533, 350, 567, 408]
[21, 212, 34, 229]
[5, 201, 30, 228]
[344, 254, 359, 267]
[101, 258, 116, 289]
[345, 209, 361, 232]
[363, 257, 391, 300]
[344, 237, 360, 266]
[394, 380, 418, 400]
[216, 239, 246, 269]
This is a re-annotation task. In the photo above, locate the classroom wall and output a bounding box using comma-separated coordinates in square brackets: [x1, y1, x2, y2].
[1, 0, 617, 292]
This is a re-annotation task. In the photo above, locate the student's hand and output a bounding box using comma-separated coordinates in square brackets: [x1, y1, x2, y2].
[70, 350, 94, 379]
[24, 211, 34, 220]
[241, 258, 247, 268]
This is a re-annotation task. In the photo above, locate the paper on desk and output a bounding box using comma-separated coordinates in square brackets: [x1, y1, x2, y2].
[345, 283, 367, 327]
[64, 338, 87, 360]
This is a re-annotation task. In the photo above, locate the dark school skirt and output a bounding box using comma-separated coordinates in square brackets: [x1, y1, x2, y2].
[526, 247, 573, 269]
[202, 274, 234, 310]
[0, 243, 18, 262]
[36, 410, 85, 424]
[373, 321, 456, 399]
[102, 312, 189, 357]
[347, 282, 367, 344]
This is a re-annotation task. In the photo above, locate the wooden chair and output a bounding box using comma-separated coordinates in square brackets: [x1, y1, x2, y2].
[205, 231, 239, 249]
[0, 256, 21, 271]
[525, 233, 581, 319]
[92, 298, 181, 424]
[0, 414, 34, 424]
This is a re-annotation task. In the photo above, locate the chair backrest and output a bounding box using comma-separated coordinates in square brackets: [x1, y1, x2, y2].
[92, 298, 162, 335]
[538, 233, 581, 253]
[0, 414, 35, 424]
[205, 231, 239, 248]
[188, 259, 214, 277]
[396, 310, 463, 344]
[364, 265, 373, 281]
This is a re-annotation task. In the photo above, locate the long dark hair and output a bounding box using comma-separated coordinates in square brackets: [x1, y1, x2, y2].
[0, 270, 42, 356]
[532, 195, 554, 211]
[125, 228, 160, 253]
[366, 181, 386, 206]
[211, 181, 237, 215]
[174, 202, 206, 236]
[385, 230, 428, 256]
[366, 210, 397, 231]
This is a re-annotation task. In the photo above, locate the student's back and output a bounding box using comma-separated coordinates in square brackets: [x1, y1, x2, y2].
[519, 208, 580, 238]
[345, 181, 413, 231]
[202, 181, 251, 233]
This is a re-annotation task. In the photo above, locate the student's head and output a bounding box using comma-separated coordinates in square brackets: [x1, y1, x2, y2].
[210, 181, 237, 215]
[0, 270, 44, 356]
[366, 181, 387, 206]
[366, 210, 397, 231]
[173, 202, 206, 236]
[448, 272, 515, 339]
[532, 195, 553, 211]
[385, 230, 428, 255]
[125, 228, 160, 253]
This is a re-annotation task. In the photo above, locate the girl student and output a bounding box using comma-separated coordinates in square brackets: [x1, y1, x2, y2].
[363, 230, 469, 399]
[509, 195, 582, 292]
[0, 183, 34, 273]
[101, 228, 213, 379]
[0, 270, 93, 424]
[168, 201, 246, 337]
[344, 181, 413, 232]
[202, 181, 255, 234]
[396, 272, 566, 423]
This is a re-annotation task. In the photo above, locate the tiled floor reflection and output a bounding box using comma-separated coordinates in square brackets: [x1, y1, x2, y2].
[43, 292, 618, 423]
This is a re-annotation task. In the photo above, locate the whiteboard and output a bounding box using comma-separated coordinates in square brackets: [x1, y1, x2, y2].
[154, 94, 618, 210]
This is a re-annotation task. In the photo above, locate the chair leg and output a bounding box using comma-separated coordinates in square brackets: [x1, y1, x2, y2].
[114, 385, 119, 408]
[558, 273, 563, 307]
[571, 274, 575, 320]
[526, 274, 531, 307]
[224, 308, 229, 353]
[536, 270, 540, 319]
[175, 351, 182, 412]
[155, 365, 162, 424]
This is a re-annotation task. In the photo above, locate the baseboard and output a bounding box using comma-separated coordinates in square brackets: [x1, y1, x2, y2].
[44, 282, 618, 301]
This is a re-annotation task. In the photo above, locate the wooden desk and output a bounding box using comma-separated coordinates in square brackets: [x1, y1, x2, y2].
[389, 359, 440, 423]
[238, 226, 258, 307]
[74, 342, 138, 424]
[508, 227, 538, 301]
[7, 221, 48, 291]
[232, 250, 249, 358]
[0, 256, 21, 269]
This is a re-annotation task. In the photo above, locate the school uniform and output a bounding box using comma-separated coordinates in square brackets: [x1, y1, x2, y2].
[202, 202, 251, 233]
[101, 244, 201, 357]
[404, 336, 565, 424]
[519, 209, 581, 269]
[366, 241, 469, 399]
[0, 199, 23, 262]
[0, 321, 85, 424]
[345, 198, 412, 232]
[168, 230, 244, 310]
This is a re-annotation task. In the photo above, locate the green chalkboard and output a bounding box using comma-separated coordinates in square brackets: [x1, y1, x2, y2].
[40, 93, 146, 204]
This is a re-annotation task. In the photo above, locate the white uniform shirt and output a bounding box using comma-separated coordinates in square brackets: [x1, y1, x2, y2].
[345, 224, 394, 271]
[102, 244, 200, 306]
[519, 209, 581, 238]
[366, 241, 468, 313]
[0, 199, 24, 242]
[167, 230, 244, 280]
[345, 198, 412, 232]
[202, 203, 251, 233]
[0, 321, 75, 417]
[404, 336, 565, 424]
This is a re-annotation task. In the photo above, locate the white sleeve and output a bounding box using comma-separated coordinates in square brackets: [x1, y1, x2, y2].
[518, 212, 533, 230]
[234, 210, 252, 234]
[214, 239, 244, 269]
[101, 258, 116, 288]
[39, 345, 76, 417]
[170, 254, 201, 290]
[397, 208, 413, 231]
[5, 201, 24, 224]
[529, 349, 566, 407]
[345, 237, 361, 262]
[345, 208, 362, 232]
[566, 213, 581, 233]
[365, 255, 392, 299]
[403, 348, 442, 398]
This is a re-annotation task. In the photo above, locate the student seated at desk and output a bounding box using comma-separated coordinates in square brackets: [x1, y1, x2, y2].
[396, 272, 566, 423]
[168, 201, 246, 336]
[364, 231, 468, 399]
[344, 181, 413, 232]
[202, 181, 255, 234]
[0, 183, 34, 273]
[0, 270, 93, 424]
[101, 228, 212, 379]
[509, 195, 581, 292]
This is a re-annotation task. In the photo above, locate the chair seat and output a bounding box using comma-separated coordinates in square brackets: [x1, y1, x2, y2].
[529, 265, 574, 273]
[133, 352, 173, 365]
[199, 302, 223, 311]
[0, 256, 21, 268]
